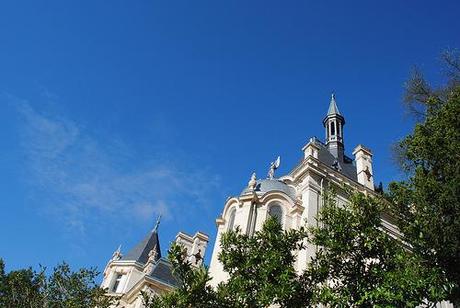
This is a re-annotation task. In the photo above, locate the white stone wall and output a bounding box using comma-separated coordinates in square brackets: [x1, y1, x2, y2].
[208, 163, 361, 286]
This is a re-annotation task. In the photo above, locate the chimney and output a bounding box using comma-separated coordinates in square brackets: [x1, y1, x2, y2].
[175, 231, 209, 266]
[302, 137, 320, 159]
[352, 145, 374, 190]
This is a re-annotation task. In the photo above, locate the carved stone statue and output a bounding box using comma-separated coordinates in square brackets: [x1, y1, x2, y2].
[144, 244, 158, 273]
[147, 245, 158, 263]
[248, 172, 257, 191]
[267, 156, 281, 179]
[112, 245, 122, 261]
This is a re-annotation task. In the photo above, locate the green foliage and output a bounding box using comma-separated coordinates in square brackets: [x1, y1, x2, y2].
[218, 218, 311, 308]
[145, 193, 450, 307]
[0, 259, 117, 308]
[142, 242, 219, 308]
[144, 218, 310, 308]
[0, 259, 45, 307]
[306, 191, 447, 307]
[389, 85, 460, 303]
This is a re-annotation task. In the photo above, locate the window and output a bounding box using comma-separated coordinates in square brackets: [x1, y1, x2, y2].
[268, 204, 283, 225]
[227, 208, 236, 231]
[111, 273, 123, 293]
[331, 121, 336, 136]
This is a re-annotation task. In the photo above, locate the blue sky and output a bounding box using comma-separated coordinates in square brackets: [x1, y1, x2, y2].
[1, 0, 459, 275]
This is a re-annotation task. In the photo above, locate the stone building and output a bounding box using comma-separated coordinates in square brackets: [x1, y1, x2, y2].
[101, 217, 209, 307]
[208, 93, 385, 285]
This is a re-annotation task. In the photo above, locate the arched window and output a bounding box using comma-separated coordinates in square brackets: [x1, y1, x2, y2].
[268, 203, 283, 225]
[227, 208, 236, 231]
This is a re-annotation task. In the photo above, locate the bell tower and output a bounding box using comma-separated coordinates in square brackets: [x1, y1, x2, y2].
[323, 93, 345, 162]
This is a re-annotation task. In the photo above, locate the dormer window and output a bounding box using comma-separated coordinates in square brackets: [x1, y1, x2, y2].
[111, 273, 124, 293]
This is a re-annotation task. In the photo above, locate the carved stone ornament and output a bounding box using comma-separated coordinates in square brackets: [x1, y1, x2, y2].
[248, 172, 257, 191]
[147, 245, 158, 263]
[364, 166, 373, 180]
[267, 156, 281, 179]
[111, 245, 122, 261]
[143, 245, 158, 274]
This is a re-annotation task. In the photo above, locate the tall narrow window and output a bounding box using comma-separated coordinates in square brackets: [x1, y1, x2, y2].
[268, 204, 283, 225]
[331, 121, 336, 136]
[227, 208, 236, 231]
[111, 273, 123, 293]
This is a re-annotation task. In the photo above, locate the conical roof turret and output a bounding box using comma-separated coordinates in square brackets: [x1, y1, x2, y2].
[327, 93, 341, 116]
[323, 93, 345, 125]
[122, 216, 162, 264]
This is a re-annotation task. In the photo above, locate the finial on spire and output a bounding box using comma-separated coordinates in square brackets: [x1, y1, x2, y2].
[153, 215, 161, 232]
[326, 92, 341, 116]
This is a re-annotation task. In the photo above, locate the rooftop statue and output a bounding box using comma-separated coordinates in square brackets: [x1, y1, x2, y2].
[267, 156, 281, 179]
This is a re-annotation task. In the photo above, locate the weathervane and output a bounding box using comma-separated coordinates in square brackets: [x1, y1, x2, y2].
[267, 156, 281, 179]
[153, 215, 161, 232]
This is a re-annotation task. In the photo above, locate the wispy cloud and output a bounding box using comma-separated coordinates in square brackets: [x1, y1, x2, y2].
[12, 97, 220, 235]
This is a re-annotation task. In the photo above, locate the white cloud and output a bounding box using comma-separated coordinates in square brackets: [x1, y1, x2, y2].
[13, 99, 220, 235]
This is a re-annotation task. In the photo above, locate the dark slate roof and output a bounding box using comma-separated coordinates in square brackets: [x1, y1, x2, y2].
[122, 230, 161, 264]
[241, 179, 296, 200]
[327, 94, 341, 116]
[314, 140, 357, 181]
[147, 258, 179, 287]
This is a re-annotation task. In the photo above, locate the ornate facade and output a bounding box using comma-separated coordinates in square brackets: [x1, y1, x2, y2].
[101, 217, 209, 307]
[208, 94, 381, 285]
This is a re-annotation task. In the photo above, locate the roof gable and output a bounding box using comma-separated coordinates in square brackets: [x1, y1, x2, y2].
[122, 230, 161, 264]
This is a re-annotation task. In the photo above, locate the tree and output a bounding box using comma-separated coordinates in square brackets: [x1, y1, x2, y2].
[142, 243, 220, 308]
[143, 218, 311, 308]
[306, 190, 448, 307]
[0, 259, 45, 307]
[0, 259, 117, 308]
[402, 50, 460, 121]
[218, 218, 311, 308]
[389, 51, 460, 305]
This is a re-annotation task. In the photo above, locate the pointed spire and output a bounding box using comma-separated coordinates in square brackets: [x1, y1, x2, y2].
[327, 93, 341, 116]
[153, 215, 161, 233]
[123, 224, 162, 264]
[323, 93, 346, 161]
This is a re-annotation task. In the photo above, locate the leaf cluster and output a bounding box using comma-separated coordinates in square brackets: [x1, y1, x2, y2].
[389, 85, 460, 303]
[218, 218, 311, 307]
[142, 242, 219, 308]
[306, 191, 447, 307]
[0, 259, 118, 308]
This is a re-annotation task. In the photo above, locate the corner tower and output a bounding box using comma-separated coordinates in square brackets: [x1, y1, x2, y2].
[323, 93, 345, 162]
